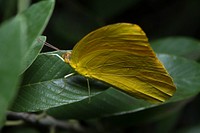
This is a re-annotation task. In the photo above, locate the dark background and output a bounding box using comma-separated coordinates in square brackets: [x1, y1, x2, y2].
[44, 0, 200, 50]
[1, 0, 200, 49]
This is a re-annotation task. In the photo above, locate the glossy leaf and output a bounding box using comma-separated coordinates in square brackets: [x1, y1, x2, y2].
[12, 53, 106, 112]
[151, 37, 200, 60]
[100, 99, 186, 127]
[11, 52, 200, 120]
[47, 54, 200, 119]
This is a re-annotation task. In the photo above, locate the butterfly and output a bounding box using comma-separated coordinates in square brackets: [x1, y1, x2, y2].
[62, 23, 176, 103]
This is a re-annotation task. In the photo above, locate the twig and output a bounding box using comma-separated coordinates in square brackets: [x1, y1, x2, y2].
[5, 120, 24, 126]
[6, 111, 86, 132]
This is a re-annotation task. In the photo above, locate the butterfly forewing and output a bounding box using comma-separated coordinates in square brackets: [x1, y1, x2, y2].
[68, 23, 176, 103]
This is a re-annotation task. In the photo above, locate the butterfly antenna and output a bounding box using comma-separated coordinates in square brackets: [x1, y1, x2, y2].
[37, 39, 60, 51]
[87, 78, 91, 103]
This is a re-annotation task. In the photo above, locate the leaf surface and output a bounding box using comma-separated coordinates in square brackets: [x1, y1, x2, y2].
[12, 52, 200, 120]
[0, 16, 26, 126]
[151, 37, 200, 60]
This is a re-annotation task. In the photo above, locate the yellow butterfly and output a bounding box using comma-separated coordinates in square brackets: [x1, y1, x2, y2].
[62, 23, 176, 103]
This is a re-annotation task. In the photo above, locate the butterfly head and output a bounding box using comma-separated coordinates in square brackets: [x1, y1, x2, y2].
[62, 51, 71, 64]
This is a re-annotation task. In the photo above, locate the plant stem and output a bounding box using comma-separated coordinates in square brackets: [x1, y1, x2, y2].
[5, 120, 24, 126]
[6, 111, 86, 132]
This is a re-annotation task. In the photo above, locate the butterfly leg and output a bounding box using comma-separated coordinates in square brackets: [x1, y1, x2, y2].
[64, 73, 75, 78]
[86, 78, 91, 103]
[47, 53, 75, 78]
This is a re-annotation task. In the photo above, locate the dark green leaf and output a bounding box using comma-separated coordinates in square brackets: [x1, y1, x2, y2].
[12, 51, 200, 120]
[100, 99, 186, 127]
[12, 53, 106, 112]
[151, 37, 200, 60]
[159, 54, 200, 102]
[47, 54, 200, 119]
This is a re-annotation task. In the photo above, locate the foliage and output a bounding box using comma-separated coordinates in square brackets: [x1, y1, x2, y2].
[1, 0, 200, 133]
[0, 0, 54, 128]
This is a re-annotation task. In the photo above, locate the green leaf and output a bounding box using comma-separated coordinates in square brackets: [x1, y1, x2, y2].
[19, 0, 55, 73]
[151, 37, 200, 60]
[99, 99, 185, 128]
[0, 16, 27, 126]
[20, 36, 46, 74]
[47, 54, 200, 119]
[12, 51, 200, 120]
[159, 54, 200, 102]
[12, 53, 106, 112]
[0, 0, 55, 126]
[21, 0, 54, 46]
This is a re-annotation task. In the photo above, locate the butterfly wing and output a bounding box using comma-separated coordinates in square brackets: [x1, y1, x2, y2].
[68, 23, 176, 103]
